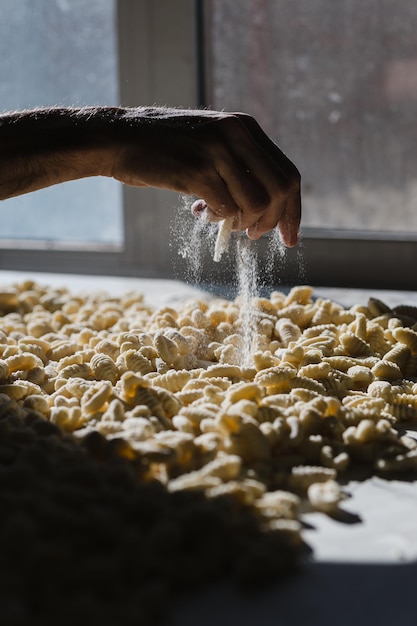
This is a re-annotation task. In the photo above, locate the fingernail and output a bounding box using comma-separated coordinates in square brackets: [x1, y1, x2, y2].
[191, 200, 207, 216]
[279, 223, 298, 247]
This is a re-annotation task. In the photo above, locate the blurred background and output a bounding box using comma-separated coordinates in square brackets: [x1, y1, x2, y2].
[0, 0, 416, 287]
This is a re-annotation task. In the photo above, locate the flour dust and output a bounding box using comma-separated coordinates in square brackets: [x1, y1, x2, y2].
[170, 196, 217, 284]
[295, 233, 307, 284]
[235, 235, 259, 367]
[171, 199, 303, 368]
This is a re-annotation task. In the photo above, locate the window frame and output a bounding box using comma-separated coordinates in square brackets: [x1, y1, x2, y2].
[0, 0, 199, 279]
[0, 0, 415, 291]
[199, 0, 417, 292]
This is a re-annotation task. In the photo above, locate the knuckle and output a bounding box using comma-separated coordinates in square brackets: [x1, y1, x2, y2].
[215, 114, 246, 139]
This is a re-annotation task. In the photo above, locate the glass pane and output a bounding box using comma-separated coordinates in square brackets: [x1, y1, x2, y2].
[206, 0, 417, 233]
[0, 0, 122, 245]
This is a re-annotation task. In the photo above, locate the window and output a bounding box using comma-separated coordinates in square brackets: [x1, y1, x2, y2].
[202, 0, 417, 289]
[0, 0, 198, 277]
[206, 0, 417, 234]
[0, 0, 122, 246]
[1, 0, 416, 289]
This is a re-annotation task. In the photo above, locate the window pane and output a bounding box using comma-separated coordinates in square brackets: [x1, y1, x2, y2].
[0, 0, 122, 245]
[206, 0, 417, 233]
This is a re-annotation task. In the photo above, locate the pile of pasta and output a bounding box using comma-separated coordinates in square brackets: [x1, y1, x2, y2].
[0, 279, 417, 620]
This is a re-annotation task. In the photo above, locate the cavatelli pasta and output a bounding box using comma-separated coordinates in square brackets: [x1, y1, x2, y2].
[90, 353, 118, 385]
[2, 273, 417, 588]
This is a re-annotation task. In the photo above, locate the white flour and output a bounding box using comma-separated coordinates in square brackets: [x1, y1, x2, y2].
[172, 199, 303, 366]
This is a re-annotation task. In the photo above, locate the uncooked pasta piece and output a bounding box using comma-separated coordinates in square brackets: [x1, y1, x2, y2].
[275, 318, 301, 346]
[100, 398, 125, 423]
[340, 332, 370, 357]
[59, 362, 92, 380]
[0, 289, 18, 310]
[81, 381, 113, 414]
[151, 385, 182, 418]
[371, 360, 402, 381]
[346, 365, 374, 390]
[291, 375, 327, 395]
[23, 394, 50, 416]
[94, 338, 120, 360]
[310, 300, 337, 326]
[213, 216, 234, 262]
[154, 333, 178, 366]
[284, 285, 314, 307]
[367, 380, 393, 401]
[199, 364, 242, 379]
[148, 369, 192, 393]
[122, 349, 154, 375]
[50, 405, 83, 432]
[56, 353, 83, 372]
[225, 381, 264, 403]
[224, 421, 270, 462]
[254, 365, 296, 390]
[393, 326, 417, 353]
[0, 380, 41, 401]
[0, 359, 9, 380]
[298, 362, 331, 380]
[389, 395, 417, 421]
[253, 350, 279, 372]
[290, 465, 337, 492]
[307, 479, 346, 514]
[90, 353, 119, 385]
[5, 352, 44, 373]
[382, 343, 411, 372]
[118, 371, 148, 401]
[256, 490, 301, 519]
[48, 341, 80, 361]
[279, 345, 306, 368]
[168, 472, 222, 492]
[121, 417, 155, 442]
[64, 376, 92, 400]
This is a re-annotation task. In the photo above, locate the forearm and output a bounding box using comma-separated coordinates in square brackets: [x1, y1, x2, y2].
[0, 104, 301, 245]
[0, 105, 149, 199]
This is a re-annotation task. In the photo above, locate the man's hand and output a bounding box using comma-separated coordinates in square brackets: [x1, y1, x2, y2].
[112, 108, 301, 247]
[0, 106, 301, 246]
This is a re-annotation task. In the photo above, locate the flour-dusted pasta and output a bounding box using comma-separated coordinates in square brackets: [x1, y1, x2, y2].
[372, 359, 403, 381]
[213, 216, 234, 262]
[307, 479, 346, 514]
[90, 352, 119, 385]
[275, 318, 301, 346]
[81, 381, 113, 414]
[0, 359, 9, 380]
[290, 465, 337, 492]
[5, 351, 44, 373]
[154, 332, 179, 366]
[1, 273, 417, 598]
[340, 331, 370, 357]
[121, 348, 154, 376]
[254, 365, 297, 391]
[50, 405, 83, 432]
[392, 326, 417, 353]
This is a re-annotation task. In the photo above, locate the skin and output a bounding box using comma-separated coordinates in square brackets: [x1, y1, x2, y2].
[0, 105, 301, 246]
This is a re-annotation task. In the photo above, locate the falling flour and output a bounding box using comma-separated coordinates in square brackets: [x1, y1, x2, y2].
[235, 234, 260, 367]
[211, 216, 291, 367]
[172, 199, 295, 367]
